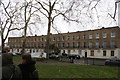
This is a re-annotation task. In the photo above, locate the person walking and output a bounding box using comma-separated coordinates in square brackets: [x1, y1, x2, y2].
[18, 53, 38, 80]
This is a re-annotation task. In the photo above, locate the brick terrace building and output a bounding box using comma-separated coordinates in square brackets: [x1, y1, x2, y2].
[8, 26, 120, 59]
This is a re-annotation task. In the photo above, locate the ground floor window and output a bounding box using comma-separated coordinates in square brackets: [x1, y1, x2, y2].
[103, 51, 106, 56]
[90, 50, 94, 56]
[78, 50, 81, 55]
[63, 50, 65, 53]
[33, 49, 35, 53]
[36, 49, 39, 52]
[12, 49, 13, 52]
[17, 49, 18, 52]
[68, 50, 71, 54]
[111, 51, 114, 56]
[30, 49, 31, 53]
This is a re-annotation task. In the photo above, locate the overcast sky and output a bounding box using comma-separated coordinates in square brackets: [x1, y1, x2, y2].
[0, 0, 120, 45]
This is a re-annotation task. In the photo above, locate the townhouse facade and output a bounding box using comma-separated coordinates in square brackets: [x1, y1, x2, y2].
[8, 26, 120, 59]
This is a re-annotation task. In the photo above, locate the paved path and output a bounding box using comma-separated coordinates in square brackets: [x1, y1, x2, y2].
[60, 58, 106, 65]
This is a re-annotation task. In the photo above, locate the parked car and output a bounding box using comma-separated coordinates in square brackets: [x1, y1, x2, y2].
[49, 54, 59, 59]
[68, 54, 80, 59]
[11, 52, 18, 56]
[105, 58, 120, 66]
[16, 52, 21, 55]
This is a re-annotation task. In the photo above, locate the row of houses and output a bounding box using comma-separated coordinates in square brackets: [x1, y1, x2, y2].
[8, 26, 120, 59]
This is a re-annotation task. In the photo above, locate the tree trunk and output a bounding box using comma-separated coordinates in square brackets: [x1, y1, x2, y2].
[1, 28, 5, 53]
[45, 3, 52, 58]
[46, 17, 51, 58]
[21, 4, 28, 54]
[1, 38, 5, 53]
[21, 25, 27, 54]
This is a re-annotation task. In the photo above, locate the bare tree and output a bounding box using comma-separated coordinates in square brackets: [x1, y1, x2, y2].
[34, 0, 102, 58]
[0, 1, 23, 52]
[108, 0, 120, 21]
[18, 0, 38, 54]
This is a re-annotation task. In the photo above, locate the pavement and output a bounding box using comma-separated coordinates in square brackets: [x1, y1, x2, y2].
[60, 58, 106, 66]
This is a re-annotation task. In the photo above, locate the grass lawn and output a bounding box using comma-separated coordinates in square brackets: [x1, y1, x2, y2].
[36, 64, 119, 78]
[13, 56, 119, 78]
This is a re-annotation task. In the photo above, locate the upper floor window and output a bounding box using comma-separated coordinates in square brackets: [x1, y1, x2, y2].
[77, 42, 80, 48]
[95, 41, 99, 48]
[57, 37, 61, 41]
[62, 36, 65, 41]
[42, 38, 44, 41]
[89, 41, 92, 48]
[42, 44, 44, 48]
[102, 41, 107, 48]
[103, 32, 107, 38]
[62, 43, 65, 48]
[111, 32, 115, 38]
[67, 36, 70, 40]
[34, 38, 36, 42]
[110, 41, 116, 48]
[39, 38, 41, 42]
[72, 36, 75, 40]
[89, 34, 93, 39]
[58, 43, 61, 47]
[44, 38, 46, 42]
[67, 43, 70, 48]
[77, 35, 80, 40]
[38, 44, 40, 48]
[83, 34, 86, 39]
[72, 42, 75, 48]
[53, 37, 55, 41]
[96, 33, 99, 39]
[83, 42, 86, 48]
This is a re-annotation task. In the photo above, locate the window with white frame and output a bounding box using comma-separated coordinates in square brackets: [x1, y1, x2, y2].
[72, 42, 75, 48]
[95, 41, 99, 48]
[44, 38, 46, 42]
[62, 36, 65, 41]
[83, 42, 86, 48]
[77, 42, 80, 48]
[77, 35, 80, 40]
[89, 41, 92, 48]
[62, 43, 65, 48]
[67, 36, 70, 40]
[103, 32, 107, 38]
[96, 33, 99, 39]
[58, 43, 61, 47]
[78, 50, 82, 55]
[42, 38, 44, 41]
[89, 34, 93, 39]
[57, 37, 61, 41]
[53, 37, 55, 41]
[39, 38, 41, 42]
[42, 44, 43, 48]
[102, 41, 107, 48]
[110, 41, 116, 48]
[68, 50, 71, 54]
[67, 43, 70, 47]
[83, 34, 86, 39]
[111, 51, 114, 56]
[72, 36, 75, 40]
[103, 51, 106, 56]
[90, 50, 94, 56]
[111, 32, 115, 38]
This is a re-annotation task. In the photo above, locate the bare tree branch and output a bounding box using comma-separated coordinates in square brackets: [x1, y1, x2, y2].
[9, 27, 25, 31]
[36, 0, 49, 14]
[32, 6, 48, 18]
